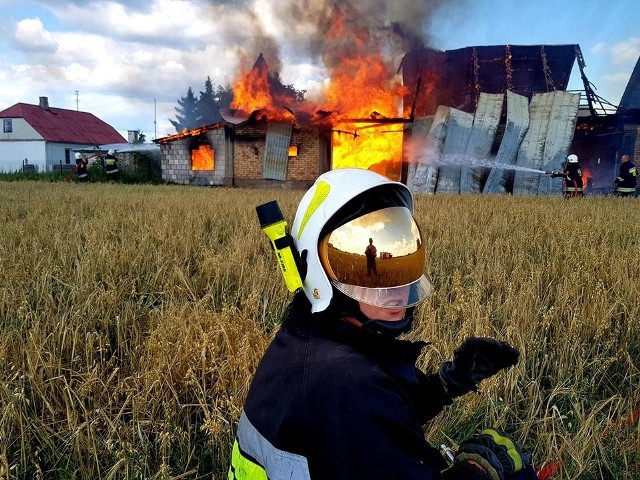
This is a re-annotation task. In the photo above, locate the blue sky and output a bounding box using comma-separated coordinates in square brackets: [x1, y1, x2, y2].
[0, 0, 638, 140]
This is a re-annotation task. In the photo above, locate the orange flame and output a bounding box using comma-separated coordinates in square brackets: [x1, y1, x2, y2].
[581, 167, 592, 189]
[192, 145, 214, 170]
[230, 5, 411, 180]
[231, 62, 272, 114]
[319, 5, 408, 181]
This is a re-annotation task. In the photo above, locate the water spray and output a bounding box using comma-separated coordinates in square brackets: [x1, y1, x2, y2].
[414, 152, 552, 175]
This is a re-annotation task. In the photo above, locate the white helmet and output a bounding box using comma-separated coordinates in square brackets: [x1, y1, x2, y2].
[567, 154, 579, 164]
[108, 149, 115, 155]
[75, 152, 82, 160]
[291, 168, 430, 313]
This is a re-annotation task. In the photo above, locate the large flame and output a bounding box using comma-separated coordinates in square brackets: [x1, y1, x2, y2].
[230, 5, 411, 180]
[231, 54, 296, 122]
[231, 63, 272, 114]
[322, 51, 408, 181]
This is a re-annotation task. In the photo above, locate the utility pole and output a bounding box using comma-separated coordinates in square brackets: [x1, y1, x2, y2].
[154, 98, 157, 140]
[75, 90, 79, 111]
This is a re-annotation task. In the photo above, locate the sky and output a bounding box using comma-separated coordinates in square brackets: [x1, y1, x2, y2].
[0, 0, 638, 142]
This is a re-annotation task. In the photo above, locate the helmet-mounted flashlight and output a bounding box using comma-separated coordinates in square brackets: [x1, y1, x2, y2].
[256, 201, 304, 293]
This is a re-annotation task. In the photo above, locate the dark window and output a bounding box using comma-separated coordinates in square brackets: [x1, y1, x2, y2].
[3, 119, 12, 133]
[65, 149, 71, 164]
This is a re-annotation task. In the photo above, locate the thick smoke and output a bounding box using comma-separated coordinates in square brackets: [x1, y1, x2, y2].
[226, 0, 458, 81]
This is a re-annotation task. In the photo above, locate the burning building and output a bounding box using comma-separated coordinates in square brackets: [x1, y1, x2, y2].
[155, 28, 637, 194]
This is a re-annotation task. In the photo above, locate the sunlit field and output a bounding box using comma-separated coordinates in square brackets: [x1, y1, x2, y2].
[1, 181, 639, 479]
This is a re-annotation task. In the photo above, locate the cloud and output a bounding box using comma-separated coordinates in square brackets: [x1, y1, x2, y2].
[610, 37, 640, 65]
[601, 72, 633, 85]
[0, 0, 459, 138]
[589, 37, 640, 67]
[13, 17, 57, 53]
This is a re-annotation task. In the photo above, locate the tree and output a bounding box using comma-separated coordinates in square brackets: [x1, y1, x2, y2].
[196, 76, 219, 125]
[170, 87, 199, 132]
[196, 77, 235, 126]
[170, 72, 305, 133]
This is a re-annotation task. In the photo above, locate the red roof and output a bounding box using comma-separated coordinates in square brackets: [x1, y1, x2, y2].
[0, 102, 126, 145]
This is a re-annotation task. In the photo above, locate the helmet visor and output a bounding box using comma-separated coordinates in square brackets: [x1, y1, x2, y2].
[319, 206, 430, 308]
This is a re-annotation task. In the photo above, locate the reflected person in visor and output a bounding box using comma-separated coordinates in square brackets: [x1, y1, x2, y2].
[229, 168, 537, 480]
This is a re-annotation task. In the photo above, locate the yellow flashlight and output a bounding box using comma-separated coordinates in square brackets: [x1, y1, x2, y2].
[256, 201, 304, 293]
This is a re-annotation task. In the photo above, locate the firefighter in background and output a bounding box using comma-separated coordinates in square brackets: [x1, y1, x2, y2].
[365, 237, 378, 276]
[614, 154, 637, 197]
[74, 152, 89, 183]
[550, 154, 583, 198]
[104, 149, 119, 182]
[229, 169, 537, 480]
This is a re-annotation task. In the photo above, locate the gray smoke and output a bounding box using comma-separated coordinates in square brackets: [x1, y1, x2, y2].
[226, 0, 460, 78]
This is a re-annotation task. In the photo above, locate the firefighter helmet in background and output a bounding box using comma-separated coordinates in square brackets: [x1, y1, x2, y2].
[108, 149, 115, 155]
[75, 152, 82, 160]
[567, 154, 579, 164]
[290, 168, 431, 313]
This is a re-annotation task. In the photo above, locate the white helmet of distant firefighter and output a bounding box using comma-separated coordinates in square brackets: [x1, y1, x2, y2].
[567, 154, 579, 164]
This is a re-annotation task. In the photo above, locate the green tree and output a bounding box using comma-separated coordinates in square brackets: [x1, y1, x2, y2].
[170, 87, 199, 132]
[196, 77, 220, 125]
[196, 77, 234, 126]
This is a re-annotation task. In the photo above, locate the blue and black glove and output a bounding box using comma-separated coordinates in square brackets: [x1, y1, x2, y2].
[440, 337, 519, 398]
[455, 428, 537, 480]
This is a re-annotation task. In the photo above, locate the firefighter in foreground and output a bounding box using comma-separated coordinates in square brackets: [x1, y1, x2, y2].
[229, 169, 537, 480]
[614, 154, 637, 197]
[549, 154, 583, 198]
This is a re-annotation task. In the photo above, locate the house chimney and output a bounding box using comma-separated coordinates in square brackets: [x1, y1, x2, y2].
[39, 96, 50, 109]
[128, 130, 140, 143]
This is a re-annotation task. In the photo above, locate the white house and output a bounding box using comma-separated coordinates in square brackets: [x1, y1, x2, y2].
[0, 96, 126, 173]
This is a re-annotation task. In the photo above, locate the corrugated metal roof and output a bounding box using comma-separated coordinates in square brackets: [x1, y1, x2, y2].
[436, 108, 473, 193]
[461, 92, 503, 193]
[537, 91, 580, 195]
[0, 102, 126, 145]
[410, 106, 449, 194]
[483, 91, 530, 193]
[263, 121, 292, 180]
[513, 92, 555, 195]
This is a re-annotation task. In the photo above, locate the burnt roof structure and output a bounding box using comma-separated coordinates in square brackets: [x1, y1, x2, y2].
[401, 44, 578, 117]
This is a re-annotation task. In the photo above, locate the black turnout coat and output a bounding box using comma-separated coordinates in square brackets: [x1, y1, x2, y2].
[228, 293, 492, 480]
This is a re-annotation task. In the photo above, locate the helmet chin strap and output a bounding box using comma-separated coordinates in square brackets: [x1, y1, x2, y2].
[330, 287, 415, 339]
[361, 312, 414, 339]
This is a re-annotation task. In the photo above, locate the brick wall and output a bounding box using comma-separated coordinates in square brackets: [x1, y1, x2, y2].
[160, 127, 232, 186]
[233, 123, 327, 188]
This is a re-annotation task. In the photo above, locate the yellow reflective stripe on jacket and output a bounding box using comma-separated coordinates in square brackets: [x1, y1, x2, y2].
[229, 411, 311, 480]
[630, 167, 637, 176]
[482, 429, 523, 471]
[105, 159, 116, 166]
[229, 439, 267, 480]
[617, 187, 636, 193]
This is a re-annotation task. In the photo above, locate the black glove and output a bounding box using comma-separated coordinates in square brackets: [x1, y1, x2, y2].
[439, 337, 519, 397]
[455, 428, 533, 480]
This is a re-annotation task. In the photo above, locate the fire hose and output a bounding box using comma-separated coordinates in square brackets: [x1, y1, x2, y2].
[65, 153, 101, 182]
[545, 170, 580, 197]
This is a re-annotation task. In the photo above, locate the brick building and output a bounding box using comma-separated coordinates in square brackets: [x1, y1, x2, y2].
[156, 115, 330, 188]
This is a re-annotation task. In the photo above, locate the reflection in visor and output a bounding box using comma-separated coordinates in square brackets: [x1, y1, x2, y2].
[319, 206, 431, 308]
